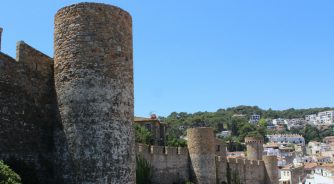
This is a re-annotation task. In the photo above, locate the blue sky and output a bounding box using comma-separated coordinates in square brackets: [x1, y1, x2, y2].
[1, 1, 334, 117]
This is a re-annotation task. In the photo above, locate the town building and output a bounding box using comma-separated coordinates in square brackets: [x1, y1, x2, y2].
[304, 164, 334, 184]
[306, 111, 334, 125]
[267, 134, 305, 146]
[216, 130, 232, 138]
[134, 115, 167, 146]
[249, 114, 261, 125]
[323, 136, 334, 145]
[279, 164, 304, 184]
[307, 141, 331, 155]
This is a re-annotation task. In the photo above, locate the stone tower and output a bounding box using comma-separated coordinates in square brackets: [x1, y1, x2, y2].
[187, 127, 216, 184]
[245, 136, 264, 160]
[54, 3, 135, 183]
[263, 155, 279, 184]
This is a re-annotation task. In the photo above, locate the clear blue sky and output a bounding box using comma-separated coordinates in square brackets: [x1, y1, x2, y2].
[1, 1, 334, 117]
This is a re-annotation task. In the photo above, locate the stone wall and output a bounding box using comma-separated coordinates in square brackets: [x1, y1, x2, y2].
[54, 3, 135, 183]
[136, 144, 189, 184]
[219, 158, 266, 184]
[0, 41, 55, 184]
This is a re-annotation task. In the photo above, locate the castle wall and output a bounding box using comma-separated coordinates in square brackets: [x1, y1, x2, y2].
[0, 41, 55, 184]
[263, 155, 279, 184]
[222, 158, 266, 184]
[54, 3, 135, 183]
[136, 144, 189, 184]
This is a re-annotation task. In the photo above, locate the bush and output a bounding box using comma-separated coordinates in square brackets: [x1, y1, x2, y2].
[0, 160, 21, 184]
[134, 124, 153, 144]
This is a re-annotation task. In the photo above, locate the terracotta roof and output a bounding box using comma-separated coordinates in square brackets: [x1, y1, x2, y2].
[304, 163, 317, 170]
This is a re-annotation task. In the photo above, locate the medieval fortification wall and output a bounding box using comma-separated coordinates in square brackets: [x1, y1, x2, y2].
[0, 2, 278, 184]
[136, 128, 278, 184]
[0, 42, 55, 184]
[136, 144, 189, 184]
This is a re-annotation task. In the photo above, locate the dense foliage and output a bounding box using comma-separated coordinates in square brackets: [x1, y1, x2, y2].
[134, 124, 153, 145]
[0, 161, 21, 184]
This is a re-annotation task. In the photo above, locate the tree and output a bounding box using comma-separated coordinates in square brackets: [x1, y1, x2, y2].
[258, 118, 267, 127]
[0, 160, 21, 184]
[303, 124, 321, 143]
[165, 126, 187, 147]
[134, 124, 153, 144]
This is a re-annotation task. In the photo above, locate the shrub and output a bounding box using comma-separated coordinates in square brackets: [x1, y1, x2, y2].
[0, 160, 21, 184]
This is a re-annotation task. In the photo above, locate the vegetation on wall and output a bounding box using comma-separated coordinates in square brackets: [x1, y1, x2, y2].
[0, 160, 21, 184]
[225, 162, 242, 184]
[136, 155, 153, 184]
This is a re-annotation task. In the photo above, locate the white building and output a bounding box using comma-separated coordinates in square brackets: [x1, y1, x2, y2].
[216, 130, 231, 138]
[272, 118, 286, 125]
[249, 114, 260, 125]
[285, 118, 306, 130]
[267, 134, 305, 146]
[318, 111, 334, 125]
[307, 141, 331, 155]
[279, 164, 304, 184]
[305, 111, 334, 126]
[304, 165, 334, 184]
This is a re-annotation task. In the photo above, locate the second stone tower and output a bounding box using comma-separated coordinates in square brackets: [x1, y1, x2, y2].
[54, 3, 135, 183]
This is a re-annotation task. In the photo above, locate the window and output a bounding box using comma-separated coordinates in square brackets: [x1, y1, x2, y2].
[145, 123, 152, 130]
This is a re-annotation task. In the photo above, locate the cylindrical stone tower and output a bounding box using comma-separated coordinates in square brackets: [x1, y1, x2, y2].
[263, 155, 279, 184]
[245, 136, 264, 160]
[54, 3, 134, 183]
[187, 127, 216, 184]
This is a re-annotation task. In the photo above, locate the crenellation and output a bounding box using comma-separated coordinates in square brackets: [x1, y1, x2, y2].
[165, 146, 178, 155]
[178, 146, 188, 155]
[227, 157, 237, 164]
[150, 145, 165, 154]
[137, 143, 150, 153]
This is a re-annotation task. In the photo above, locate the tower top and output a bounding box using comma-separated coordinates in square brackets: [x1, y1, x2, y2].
[245, 136, 264, 143]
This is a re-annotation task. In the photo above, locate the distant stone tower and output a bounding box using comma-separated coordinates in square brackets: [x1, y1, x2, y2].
[245, 136, 264, 160]
[54, 3, 134, 183]
[187, 127, 216, 184]
[263, 155, 279, 184]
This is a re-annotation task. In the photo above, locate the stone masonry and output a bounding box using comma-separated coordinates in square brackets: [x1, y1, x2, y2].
[245, 136, 264, 160]
[0, 2, 135, 184]
[187, 127, 217, 184]
[54, 3, 135, 184]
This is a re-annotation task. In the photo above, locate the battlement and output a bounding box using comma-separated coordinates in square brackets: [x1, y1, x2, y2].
[0, 41, 52, 74]
[226, 157, 264, 166]
[245, 136, 264, 143]
[136, 143, 188, 156]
